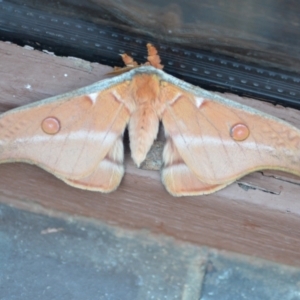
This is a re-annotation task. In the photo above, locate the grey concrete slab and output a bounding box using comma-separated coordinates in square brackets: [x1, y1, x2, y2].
[201, 250, 300, 300]
[1, 203, 300, 300]
[0, 204, 205, 300]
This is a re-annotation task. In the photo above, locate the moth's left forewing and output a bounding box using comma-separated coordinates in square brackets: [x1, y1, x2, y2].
[0, 76, 134, 191]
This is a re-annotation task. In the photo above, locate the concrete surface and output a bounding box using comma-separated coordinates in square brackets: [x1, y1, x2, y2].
[0, 203, 300, 300]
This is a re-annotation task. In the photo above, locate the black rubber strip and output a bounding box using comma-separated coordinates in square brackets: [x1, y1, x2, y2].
[0, 0, 300, 109]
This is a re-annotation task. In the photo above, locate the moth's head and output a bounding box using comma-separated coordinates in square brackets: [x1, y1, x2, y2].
[131, 74, 160, 104]
[108, 43, 163, 76]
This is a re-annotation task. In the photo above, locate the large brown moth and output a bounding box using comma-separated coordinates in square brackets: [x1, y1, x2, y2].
[0, 44, 300, 196]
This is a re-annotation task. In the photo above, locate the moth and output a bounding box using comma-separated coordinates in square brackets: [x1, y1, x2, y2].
[1, 44, 300, 196]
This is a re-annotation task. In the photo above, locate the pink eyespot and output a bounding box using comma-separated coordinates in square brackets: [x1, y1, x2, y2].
[41, 117, 60, 134]
[230, 123, 250, 141]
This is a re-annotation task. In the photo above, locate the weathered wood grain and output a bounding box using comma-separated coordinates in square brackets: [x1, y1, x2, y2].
[1, 41, 300, 267]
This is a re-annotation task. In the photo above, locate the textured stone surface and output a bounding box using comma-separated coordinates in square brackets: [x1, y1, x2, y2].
[1, 204, 300, 300]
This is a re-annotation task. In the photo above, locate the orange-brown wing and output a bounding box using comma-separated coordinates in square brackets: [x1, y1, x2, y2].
[161, 137, 231, 196]
[0, 82, 131, 191]
[161, 83, 300, 188]
[64, 136, 124, 192]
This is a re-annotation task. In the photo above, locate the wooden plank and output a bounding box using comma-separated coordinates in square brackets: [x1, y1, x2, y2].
[1, 41, 300, 266]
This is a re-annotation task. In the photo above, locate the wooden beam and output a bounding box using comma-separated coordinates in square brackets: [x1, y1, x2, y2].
[1, 41, 300, 266]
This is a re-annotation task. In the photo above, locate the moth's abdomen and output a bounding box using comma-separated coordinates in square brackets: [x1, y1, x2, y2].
[128, 105, 159, 166]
